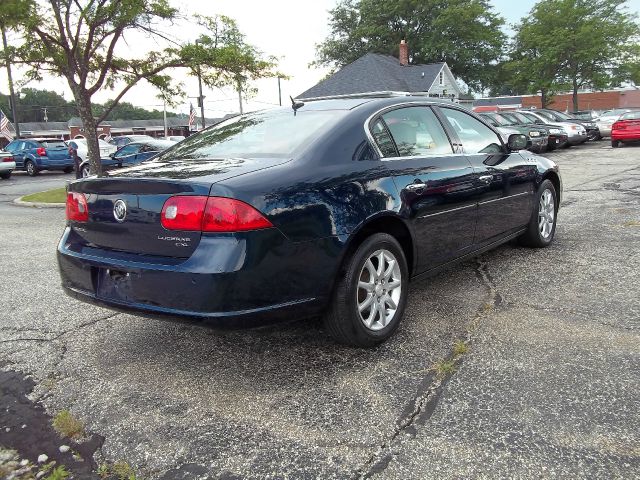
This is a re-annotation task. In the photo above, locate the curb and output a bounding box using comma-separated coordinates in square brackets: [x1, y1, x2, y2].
[13, 197, 65, 209]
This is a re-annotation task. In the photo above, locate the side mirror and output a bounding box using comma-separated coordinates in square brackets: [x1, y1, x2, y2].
[109, 152, 116, 159]
[507, 134, 528, 151]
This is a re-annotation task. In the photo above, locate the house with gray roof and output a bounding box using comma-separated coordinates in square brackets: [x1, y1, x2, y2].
[298, 42, 469, 105]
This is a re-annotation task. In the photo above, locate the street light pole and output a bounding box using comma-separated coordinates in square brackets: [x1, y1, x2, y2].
[1, 26, 20, 139]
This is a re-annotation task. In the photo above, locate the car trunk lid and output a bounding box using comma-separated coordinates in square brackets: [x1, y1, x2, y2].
[69, 179, 211, 258]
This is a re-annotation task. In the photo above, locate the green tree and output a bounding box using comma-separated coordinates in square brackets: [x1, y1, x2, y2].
[315, 0, 507, 92]
[509, 0, 640, 111]
[2, 0, 276, 174]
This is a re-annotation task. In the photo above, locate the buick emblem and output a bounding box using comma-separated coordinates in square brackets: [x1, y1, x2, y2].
[113, 199, 127, 222]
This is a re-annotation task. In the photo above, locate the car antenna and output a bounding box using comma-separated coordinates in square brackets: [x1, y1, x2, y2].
[290, 96, 304, 115]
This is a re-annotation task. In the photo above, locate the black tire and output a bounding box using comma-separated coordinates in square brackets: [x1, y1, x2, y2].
[0, 171, 10, 180]
[25, 160, 38, 176]
[611, 140, 620, 148]
[63, 167, 73, 174]
[519, 179, 558, 248]
[324, 233, 409, 347]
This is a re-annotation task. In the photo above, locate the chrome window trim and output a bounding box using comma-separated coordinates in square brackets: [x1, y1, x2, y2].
[478, 191, 531, 206]
[417, 203, 476, 219]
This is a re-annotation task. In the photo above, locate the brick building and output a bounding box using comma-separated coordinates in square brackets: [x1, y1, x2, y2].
[473, 89, 640, 112]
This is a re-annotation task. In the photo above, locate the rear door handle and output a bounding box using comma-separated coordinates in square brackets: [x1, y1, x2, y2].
[406, 181, 426, 193]
[478, 175, 493, 184]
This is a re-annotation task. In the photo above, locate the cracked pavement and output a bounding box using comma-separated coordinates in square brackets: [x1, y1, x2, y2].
[1, 142, 639, 479]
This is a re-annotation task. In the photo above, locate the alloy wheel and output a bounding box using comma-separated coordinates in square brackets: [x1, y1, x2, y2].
[26, 162, 35, 176]
[538, 189, 555, 239]
[356, 249, 402, 331]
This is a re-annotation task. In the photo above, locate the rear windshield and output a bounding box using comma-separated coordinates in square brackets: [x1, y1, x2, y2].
[491, 114, 513, 126]
[40, 140, 67, 148]
[155, 109, 345, 160]
[620, 111, 640, 120]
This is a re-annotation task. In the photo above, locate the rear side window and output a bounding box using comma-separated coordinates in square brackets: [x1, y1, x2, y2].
[370, 119, 397, 157]
[380, 106, 453, 157]
[440, 108, 503, 154]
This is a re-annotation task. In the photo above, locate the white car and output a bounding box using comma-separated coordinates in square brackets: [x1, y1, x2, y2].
[0, 150, 16, 179]
[165, 135, 186, 142]
[71, 138, 117, 162]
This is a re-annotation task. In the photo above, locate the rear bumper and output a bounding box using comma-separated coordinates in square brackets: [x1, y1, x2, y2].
[0, 161, 15, 172]
[57, 227, 341, 325]
[611, 131, 640, 142]
[566, 131, 588, 144]
[33, 158, 74, 170]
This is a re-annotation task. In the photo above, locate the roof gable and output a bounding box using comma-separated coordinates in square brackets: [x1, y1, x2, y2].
[298, 53, 448, 99]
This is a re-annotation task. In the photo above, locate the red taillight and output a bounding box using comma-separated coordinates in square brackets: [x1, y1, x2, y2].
[202, 197, 273, 232]
[161, 196, 208, 231]
[2, 156, 13, 162]
[66, 192, 89, 222]
[36, 147, 46, 156]
[160, 196, 273, 232]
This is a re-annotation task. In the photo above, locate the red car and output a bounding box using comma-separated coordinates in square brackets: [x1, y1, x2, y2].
[611, 111, 640, 147]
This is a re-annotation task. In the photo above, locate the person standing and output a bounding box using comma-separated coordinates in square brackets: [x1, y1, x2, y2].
[68, 140, 82, 179]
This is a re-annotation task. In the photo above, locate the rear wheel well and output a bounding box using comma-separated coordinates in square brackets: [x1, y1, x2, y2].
[543, 171, 561, 205]
[342, 216, 414, 276]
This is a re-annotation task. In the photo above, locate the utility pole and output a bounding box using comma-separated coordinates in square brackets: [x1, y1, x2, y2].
[43, 107, 48, 122]
[163, 99, 168, 137]
[197, 65, 205, 129]
[1, 26, 20, 138]
[237, 77, 243, 114]
[278, 76, 282, 106]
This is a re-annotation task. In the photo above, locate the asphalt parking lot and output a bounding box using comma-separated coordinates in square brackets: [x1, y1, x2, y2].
[1, 141, 638, 479]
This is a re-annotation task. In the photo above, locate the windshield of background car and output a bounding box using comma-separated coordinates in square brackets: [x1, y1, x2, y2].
[520, 112, 542, 123]
[40, 140, 67, 148]
[492, 114, 513, 126]
[155, 110, 346, 160]
[551, 111, 572, 120]
[620, 111, 640, 120]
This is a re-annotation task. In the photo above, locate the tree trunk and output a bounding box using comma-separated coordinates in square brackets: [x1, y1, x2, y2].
[572, 78, 579, 112]
[73, 89, 102, 175]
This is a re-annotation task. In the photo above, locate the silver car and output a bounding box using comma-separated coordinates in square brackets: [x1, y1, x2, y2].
[517, 110, 587, 145]
[595, 108, 640, 137]
[0, 150, 16, 179]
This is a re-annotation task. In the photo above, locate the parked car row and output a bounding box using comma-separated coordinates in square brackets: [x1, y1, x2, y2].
[0, 135, 179, 179]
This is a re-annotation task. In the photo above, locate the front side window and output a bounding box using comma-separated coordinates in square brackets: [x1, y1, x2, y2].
[115, 144, 141, 158]
[380, 106, 453, 157]
[440, 108, 503, 154]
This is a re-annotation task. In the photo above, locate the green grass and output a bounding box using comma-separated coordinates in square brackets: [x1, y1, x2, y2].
[45, 466, 70, 480]
[433, 359, 457, 378]
[52, 410, 84, 439]
[21, 187, 66, 203]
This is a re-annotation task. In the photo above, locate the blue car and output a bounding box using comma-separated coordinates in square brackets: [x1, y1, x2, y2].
[58, 96, 561, 346]
[5, 138, 74, 176]
[79, 139, 175, 177]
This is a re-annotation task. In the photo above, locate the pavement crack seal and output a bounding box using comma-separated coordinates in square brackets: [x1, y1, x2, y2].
[354, 258, 502, 479]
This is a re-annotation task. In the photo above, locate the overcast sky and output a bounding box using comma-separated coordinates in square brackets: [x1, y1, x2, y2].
[2, 0, 640, 121]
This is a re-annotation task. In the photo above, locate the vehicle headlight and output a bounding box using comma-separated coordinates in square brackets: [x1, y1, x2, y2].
[529, 131, 541, 137]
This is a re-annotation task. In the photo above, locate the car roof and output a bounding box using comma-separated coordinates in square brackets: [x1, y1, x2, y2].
[22, 138, 67, 142]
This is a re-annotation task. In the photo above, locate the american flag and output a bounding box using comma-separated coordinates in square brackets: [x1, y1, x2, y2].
[188, 103, 196, 130]
[0, 109, 14, 141]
